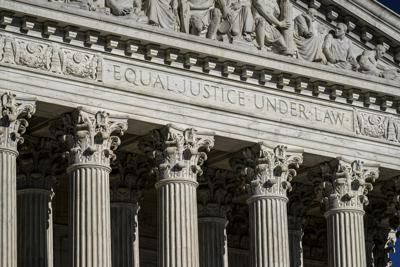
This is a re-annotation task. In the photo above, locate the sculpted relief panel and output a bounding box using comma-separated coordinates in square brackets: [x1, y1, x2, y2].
[17, 0, 400, 81]
[0, 33, 102, 81]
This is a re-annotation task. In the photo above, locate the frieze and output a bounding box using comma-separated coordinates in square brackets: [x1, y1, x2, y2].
[0, 33, 102, 81]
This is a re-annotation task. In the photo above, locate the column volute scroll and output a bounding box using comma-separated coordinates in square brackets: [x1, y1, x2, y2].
[49, 107, 128, 267]
[0, 92, 36, 267]
[16, 137, 65, 267]
[321, 158, 380, 267]
[138, 124, 215, 267]
[230, 143, 303, 267]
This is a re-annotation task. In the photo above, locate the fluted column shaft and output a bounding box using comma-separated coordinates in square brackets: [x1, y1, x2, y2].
[288, 228, 303, 267]
[17, 188, 54, 267]
[0, 93, 36, 267]
[248, 196, 290, 267]
[230, 143, 303, 267]
[50, 108, 128, 267]
[111, 202, 140, 267]
[69, 164, 112, 267]
[322, 159, 379, 267]
[326, 209, 366, 267]
[0, 150, 18, 267]
[157, 179, 199, 267]
[139, 124, 215, 267]
[199, 217, 228, 267]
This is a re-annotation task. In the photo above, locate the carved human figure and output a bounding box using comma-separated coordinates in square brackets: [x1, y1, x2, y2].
[146, 0, 180, 31]
[178, 0, 222, 40]
[358, 44, 400, 80]
[105, 0, 143, 16]
[49, 0, 105, 11]
[322, 23, 358, 70]
[251, 0, 292, 54]
[217, 0, 254, 42]
[294, 8, 325, 62]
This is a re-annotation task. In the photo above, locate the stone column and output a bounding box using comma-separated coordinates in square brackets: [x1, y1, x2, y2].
[110, 153, 149, 267]
[322, 159, 379, 267]
[197, 168, 233, 267]
[0, 92, 35, 267]
[288, 216, 303, 267]
[230, 143, 303, 267]
[139, 124, 214, 267]
[17, 137, 64, 267]
[50, 108, 127, 267]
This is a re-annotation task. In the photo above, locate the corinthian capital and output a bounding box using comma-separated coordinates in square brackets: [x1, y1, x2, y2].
[138, 124, 215, 182]
[230, 143, 303, 197]
[17, 137, 64, 190]
[49, 108, 128, 167]
[0, 92, 36, 151]
[197, 168, 235, 218]
[110, 153, 152, 203]
[322, 158, 379, 212]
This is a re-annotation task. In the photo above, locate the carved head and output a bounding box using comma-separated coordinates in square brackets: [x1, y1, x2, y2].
[375, 44, 387, 60]
[307, 8, 318, 21]
[334, 23, 347, 39]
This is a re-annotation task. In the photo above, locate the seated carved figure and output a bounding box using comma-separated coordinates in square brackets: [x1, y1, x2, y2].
[105, 0, 142, 16]
[251, 0, 290, 54]
[217, 0, 254, 42]
[358, 44, 400, 80]
[322, 23, 358, 70]
[293, 8, 325, 62]
[146, 0, 180, 31]
[49, 0, 102, 10]
[179, 0, 222, 40]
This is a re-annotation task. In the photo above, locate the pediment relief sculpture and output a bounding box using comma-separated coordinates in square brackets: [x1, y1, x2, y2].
[10, 0, 400, 81]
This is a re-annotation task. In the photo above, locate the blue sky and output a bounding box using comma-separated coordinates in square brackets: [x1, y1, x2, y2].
[390, 238, 400, 266]
[379, 0, 400, 13]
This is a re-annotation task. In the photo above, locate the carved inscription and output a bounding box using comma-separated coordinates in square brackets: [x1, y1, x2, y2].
[104, 60, 354, 134]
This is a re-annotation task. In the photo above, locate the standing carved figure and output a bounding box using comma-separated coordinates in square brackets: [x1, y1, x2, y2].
[217, 0, 254, 42]
[322, 23, 358, 70]
[146, 0, 180, 31]
[294, 8, 325, 62]
[358, 44, 400, 80]
[251, 0, 292, 54]
[106, 0, 143, 16]
[178, 0, 222, 40]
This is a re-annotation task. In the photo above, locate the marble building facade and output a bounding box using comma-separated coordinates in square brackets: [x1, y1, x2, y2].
[0, 0, 400, 266]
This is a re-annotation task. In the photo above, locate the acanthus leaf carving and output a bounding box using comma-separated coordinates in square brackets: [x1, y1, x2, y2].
[110, 152, 153, 203]
[49, 107, 128, 167]
[138, 124, 214, 182]
[0, 92, 36, 151]
[197, 168, 236, 218]
[230, 143, 303, 197]
[322, 158, 379, 211]
[17, 137, 64, 190]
